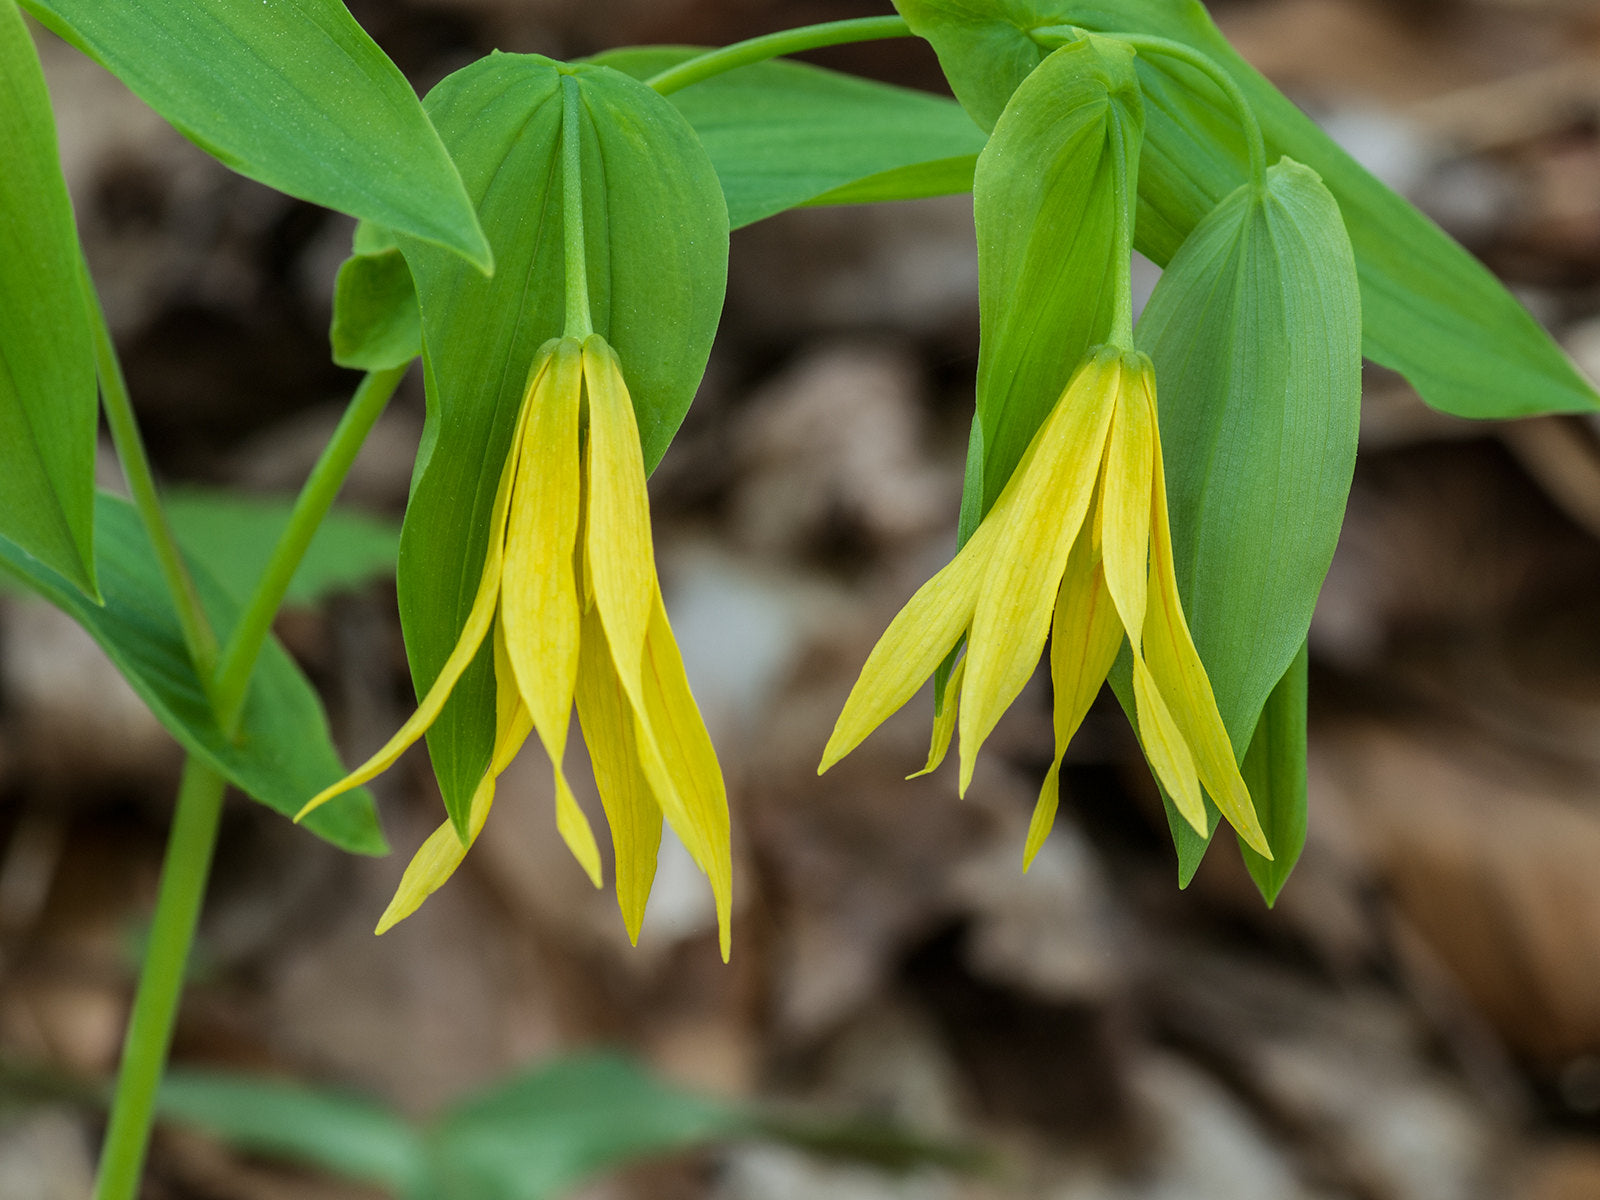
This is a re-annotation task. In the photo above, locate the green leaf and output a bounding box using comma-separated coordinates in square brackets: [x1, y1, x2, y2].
[970, 35, 1142, 521]
[0, 0, 97, 596]
[395, 57, 729, 823]
[592, 47, 988, 227]
[1238, 642, 1307, 904]
[158, 1070, 423, 1195]
[164, 488, 400, 607]
[332, 248, 422, 372]
[894, 0, 1598, 417]
[21, 0, 490, 270]
[892, 0, 1062, 131]
[152, 1052, 985, 1200]
[428, 1053, 745, 1200]
[0, 494, 386, 856]
[804, 153, 979, 208]
[1135, 158, 1359, 755]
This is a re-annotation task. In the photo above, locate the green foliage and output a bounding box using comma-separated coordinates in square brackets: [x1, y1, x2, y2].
[0, 494, 386, 856]
[1238, 643, 1308, 903]
[332, 249, 422, 372]
[894, 0, 1598, 418]
[969, 35, 1142, 521]
[0, 0, 97, 596]
[1136, 159, 1359, 758]
[163, 489, 400, 607]
[155, 1053, 981, 1200]
[393, 56, 729, 825]
[1110, 152, 1358, 891]
[594, 48, 988, 226]
[21, 0, 489, 269]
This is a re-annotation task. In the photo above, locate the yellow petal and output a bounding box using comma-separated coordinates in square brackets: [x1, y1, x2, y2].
[1024, 525, 1125, 869]
[375, 624, 532, 935]
[582, 338, 656, 706]
[374, 770, 495, 935]
[1143, 423, 1271, 857]
[958, 350, 1118, 794]
[1098, 355, 1154, 652]
[575, 603, 664, 944]
[490, 617, 534, 776]
[295, 352, 549, 823]
[907, 654, 965, 780]
[631, 588, 734, 961]
[1132, 653, 1207, 836]
[499, 339, 596, 879]
[1024, 769, 1062, 874]
[819, 522, 994, 775]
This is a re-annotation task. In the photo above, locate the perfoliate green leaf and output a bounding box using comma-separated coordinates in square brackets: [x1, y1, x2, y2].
[1136, 158, 1359, 754]
[0, 494, 386, 855]
[592, 47, 988, 227]
[158, 1071, 423, 1196]
[1238, 642, 1307, 904]
[21, 0, 489, 269]
[892, 0, 1062, 131]
[895, 0, 1597, 417]
[0, 0, 97, 596]
[970, 34, 1142, 520]
[395, 56, 728, 822]
[164, 488, 400, 607]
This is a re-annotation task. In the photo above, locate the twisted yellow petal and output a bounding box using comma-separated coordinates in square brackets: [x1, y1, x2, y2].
[907, 654, 965, 780]
[575, 603, 663, 944]
[818, 530, 990, 775]
[1098, 355, 1154, 651]
[632, 589, 734, 961]
[295, 352, 547, 824]
[582, 337, 656, 700]
[1024, 521, 1124, 870]
[375, 620, 534, 935]
[958, 349, 1119, 794]
[1144, 424, 1270, 857]
[500, 338, 600, 885]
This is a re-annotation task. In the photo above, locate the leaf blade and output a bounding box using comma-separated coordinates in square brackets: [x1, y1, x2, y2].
[22, 0, 489, 267]
[0, 494, 386, 855]
[0, 0, 97, 594]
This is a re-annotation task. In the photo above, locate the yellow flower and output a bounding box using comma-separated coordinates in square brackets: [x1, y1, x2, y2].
[819, 346, 1270, 867]
[297, 335, 733, 958]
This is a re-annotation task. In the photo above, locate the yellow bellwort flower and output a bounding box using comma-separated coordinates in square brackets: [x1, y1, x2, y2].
[819, 346, 1270, 868]
[297, 335, 733, 959]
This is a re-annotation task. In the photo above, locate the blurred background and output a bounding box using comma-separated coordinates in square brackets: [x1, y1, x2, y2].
[7, 0, 1600, 1196]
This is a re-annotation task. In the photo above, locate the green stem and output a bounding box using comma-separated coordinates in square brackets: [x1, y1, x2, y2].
[646, 15, 912, 96]
[1038, 26, 1268, 189]
[93, 759, 227, 1200]
[559, 75, 594, 340]
[211, 364, 406, 731]
[84, 260, 220, 686]
[1108, 122, 1136, 349]
[93, 364, 405, 1198]
[1114, 33, 1266, 188]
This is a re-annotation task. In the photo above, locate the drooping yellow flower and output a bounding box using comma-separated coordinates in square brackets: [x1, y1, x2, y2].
[297, 335, 733, 958]
[819, 346, 1270, 867]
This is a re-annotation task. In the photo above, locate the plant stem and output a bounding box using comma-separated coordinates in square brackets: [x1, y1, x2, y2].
[93, 364, 406, 1198]
[1112, 33, 1267, 188]
[84, 259, 221, 687]
[1036, 26, 1268, 189]
[211, 364, 406, 730]
[93, 759, 227, 1200]
[559, 75, 594, 340]
[645, 15, 912, 96]
[1108, 122, 1137, 349]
